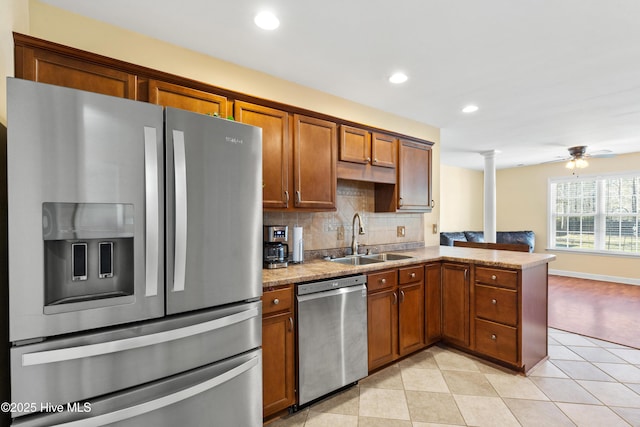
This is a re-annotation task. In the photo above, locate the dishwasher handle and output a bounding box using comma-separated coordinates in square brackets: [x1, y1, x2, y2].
[296, 284, 367, 304]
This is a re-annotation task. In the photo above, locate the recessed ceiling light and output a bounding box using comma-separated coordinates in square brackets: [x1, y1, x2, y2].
[389, 72, 408, 84]
[462, 105, 479, 113]
[254, 11, 280, 30]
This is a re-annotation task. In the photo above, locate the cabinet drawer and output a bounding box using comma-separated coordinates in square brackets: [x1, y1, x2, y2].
[475, 267, 518, 289]
[398, 266, 423, 285]
[474, 284, 518, 326]
[368, 270, 397, 292]
[475, 319, 518, 364]
[262, 286, 293, 315]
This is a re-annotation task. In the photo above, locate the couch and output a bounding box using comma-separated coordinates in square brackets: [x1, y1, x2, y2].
[440, 230, 535, 252]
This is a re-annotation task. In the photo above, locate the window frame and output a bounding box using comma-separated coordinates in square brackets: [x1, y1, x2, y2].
[548, 171, 640, 257]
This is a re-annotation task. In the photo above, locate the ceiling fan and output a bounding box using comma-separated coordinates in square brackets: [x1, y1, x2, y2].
[561, 145, 615, 170]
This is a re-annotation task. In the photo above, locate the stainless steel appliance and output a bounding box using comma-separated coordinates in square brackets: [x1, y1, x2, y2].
[263, 225, 289, 269]
[7, 78, 263, 426]
[296, 275, 368, 406]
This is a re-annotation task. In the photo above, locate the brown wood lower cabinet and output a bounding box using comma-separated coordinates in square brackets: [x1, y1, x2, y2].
[398, 266, 425, 356]
[367, 266, 426, 372]
[367, 270, 398, 371]
[441, 262, 471, 348]
[262, 285, 295, 418]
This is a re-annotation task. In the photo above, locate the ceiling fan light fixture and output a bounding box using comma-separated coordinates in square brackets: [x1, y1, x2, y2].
[566, 145, 589, 170]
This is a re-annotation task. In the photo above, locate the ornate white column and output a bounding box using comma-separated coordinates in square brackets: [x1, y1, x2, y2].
[481, 150, 498, 243]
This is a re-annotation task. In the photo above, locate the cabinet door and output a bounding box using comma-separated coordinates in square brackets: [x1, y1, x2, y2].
[235, 102, 290, 209]
[339, 125, 371, 164]
[397, 139, 432, 211]
[293, 114, 337, 209]
[262, 311, 295, 417]
[425, 262, 442, 345]
[441, 263, 470, 347]
[371, 132, 397, 169]
[148, 80, 228, 116]
[367, 289, 398, 371]
[398, 282, 425, 355]
[16, 46, 137, 99]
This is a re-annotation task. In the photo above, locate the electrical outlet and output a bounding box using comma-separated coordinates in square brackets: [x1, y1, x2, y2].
[432, 223, 438, 234]
[397, 226, 405, 237]
[337, 225, 344, 240]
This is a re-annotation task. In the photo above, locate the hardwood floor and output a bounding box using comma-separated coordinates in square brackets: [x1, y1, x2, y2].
[548, 275, 640, 349]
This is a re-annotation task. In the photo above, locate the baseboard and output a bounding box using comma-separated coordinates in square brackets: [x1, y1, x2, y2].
[549, 269, 640, 286]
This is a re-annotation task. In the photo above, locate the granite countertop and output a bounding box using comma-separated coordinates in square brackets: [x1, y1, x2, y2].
[262, 245, 556, 288]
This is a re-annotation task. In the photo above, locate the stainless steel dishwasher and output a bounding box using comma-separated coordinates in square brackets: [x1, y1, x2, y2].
[296, 275, 368, 406]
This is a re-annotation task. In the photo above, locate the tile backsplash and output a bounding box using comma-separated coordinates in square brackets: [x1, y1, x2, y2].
[263, 180, 424, 259]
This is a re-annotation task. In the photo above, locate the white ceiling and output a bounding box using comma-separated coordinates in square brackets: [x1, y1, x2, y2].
[41, 0, 640, 170]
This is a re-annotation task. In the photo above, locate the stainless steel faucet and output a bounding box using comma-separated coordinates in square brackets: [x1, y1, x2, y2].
[351, 213, 365, 255]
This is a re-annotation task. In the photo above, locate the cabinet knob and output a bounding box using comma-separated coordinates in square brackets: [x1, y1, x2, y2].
[491, 334, 497, 341]
[366, 157, 371, 163]
[373, 158, 378, 163]
[273, 298, 280, 305]
[491, 275, 497, 280]
[380, 278, 386, 284]
[410, 272, 416, 278]
[491, 299, 497, 305]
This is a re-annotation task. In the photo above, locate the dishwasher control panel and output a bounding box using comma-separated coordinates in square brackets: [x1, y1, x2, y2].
[296, 275, 367, 296]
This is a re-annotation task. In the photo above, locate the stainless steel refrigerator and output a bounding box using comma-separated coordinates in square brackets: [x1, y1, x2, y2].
[6, 78, 263, 426]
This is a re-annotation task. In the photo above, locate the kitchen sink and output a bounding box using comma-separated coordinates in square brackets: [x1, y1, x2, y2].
[330, 256, 384, 265]
[362, 253, 414, 262]
[329, 252, 414, 265]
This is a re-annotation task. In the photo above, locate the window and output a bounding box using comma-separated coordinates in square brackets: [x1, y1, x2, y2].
[549, 173, 640, 254]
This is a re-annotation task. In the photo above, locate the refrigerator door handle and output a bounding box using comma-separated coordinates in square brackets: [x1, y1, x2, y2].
[172, 130, 188, 293]
[21, 306, 259, 367]
[49, 356, 259, 427]
[144, 127, 160, 297]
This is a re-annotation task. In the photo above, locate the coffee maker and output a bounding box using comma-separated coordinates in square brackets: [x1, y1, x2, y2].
[264, 225, 289, 269]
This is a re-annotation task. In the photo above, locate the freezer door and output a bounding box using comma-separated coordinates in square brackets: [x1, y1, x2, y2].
[165, 108, 262, 314]
[12, 349, 262, 427]
[10, 301, 261, 413]
[7, 78, 165, 342]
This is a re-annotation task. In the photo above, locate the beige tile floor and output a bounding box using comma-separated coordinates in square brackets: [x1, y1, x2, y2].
[268, 329, 640, 426]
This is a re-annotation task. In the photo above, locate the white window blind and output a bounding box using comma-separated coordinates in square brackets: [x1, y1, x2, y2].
[549, 173, 640, 254]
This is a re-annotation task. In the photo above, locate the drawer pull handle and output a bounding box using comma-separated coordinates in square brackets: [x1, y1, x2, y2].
[491, 334, 497, 341]
[400, 290, 405, 303]
[288, 317, 293, 332]
[491, 275, 497, 280]
[380, 278, 386, 284]
[273, 298, 280, 305]
[410, 272, 416, 278]
[393, 292, 398, 305]
[491, 299, 497, 305]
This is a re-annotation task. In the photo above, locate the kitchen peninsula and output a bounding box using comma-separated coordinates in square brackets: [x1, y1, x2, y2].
[261, 246, 555, 418]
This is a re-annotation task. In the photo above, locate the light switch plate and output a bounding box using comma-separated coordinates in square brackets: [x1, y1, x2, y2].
[337, 225, 344, 240]
[432, 224, 438, 234]
[397, 226, 405, 237]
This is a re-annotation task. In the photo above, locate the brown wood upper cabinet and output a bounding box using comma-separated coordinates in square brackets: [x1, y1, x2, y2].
[148, 80, 229, 116]
[339, 126, 396, 169]
[337, 126, 397, 184]
[397, 139, 433, 211]
[14, 42, 137, 99]
[293, 114, 337, 210]
[235, 102, 290, 209]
